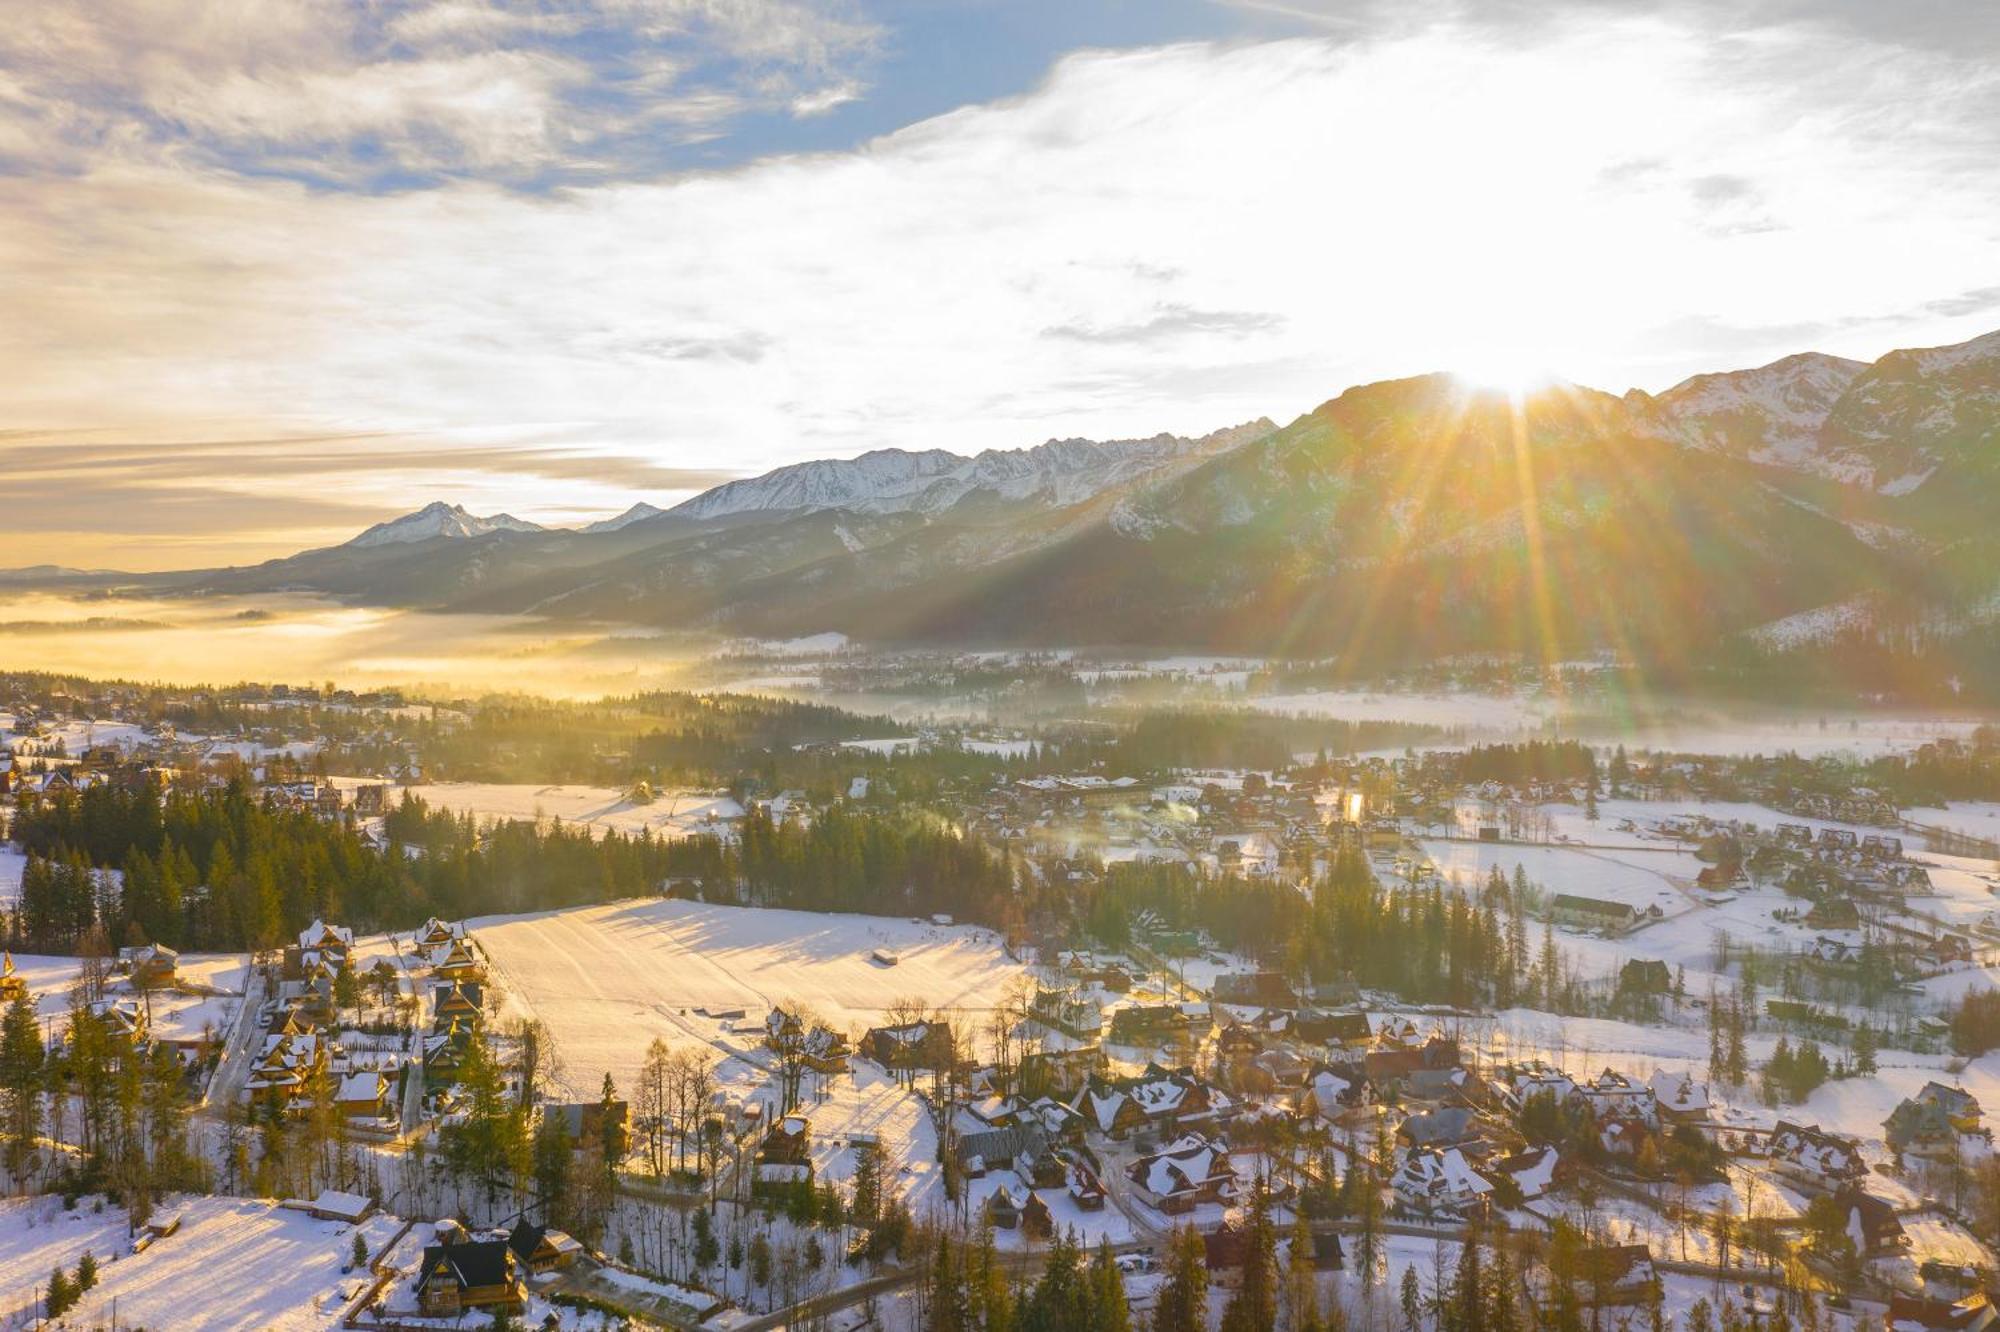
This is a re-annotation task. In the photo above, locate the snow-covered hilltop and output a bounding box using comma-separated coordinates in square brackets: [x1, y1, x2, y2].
[346, 500, 545, 548]
[1636, 328, 2000, 494]
[579, 501, 667, 533]
[666, 421, 1276, 521]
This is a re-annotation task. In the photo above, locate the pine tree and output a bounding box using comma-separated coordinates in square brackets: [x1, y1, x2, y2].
[1222, 1177, 1278, 1332]
[1484, 1241, 1521, 1332]
[46, 1265, 74, 1318]
[1399, 1265, 1422, 1332]
[0, 992, 44, 1178]
[1154, 1226, 1210, 1332]
[1449, 1221, 1483, 1332]
[1090, 1238, 1131, 1332]
[76, 1250, 98, 1291]
[1286, 1207, 1319, 1332]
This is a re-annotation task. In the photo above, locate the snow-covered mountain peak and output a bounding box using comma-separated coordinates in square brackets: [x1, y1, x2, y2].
[580, 502, 668, 534]
[1647, 350, 1870, 480]
[666, 422, 1273, 522]
[346, 501, 545, 548]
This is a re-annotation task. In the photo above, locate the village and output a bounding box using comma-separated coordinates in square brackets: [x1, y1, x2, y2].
[2, 676, 2000, 1329]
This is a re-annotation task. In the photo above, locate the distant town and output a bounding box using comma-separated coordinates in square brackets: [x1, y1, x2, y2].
[2, 668, 2000, 1331]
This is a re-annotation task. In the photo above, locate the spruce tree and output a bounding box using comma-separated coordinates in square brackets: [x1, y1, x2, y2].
[1154, 1226, 1209, 1332]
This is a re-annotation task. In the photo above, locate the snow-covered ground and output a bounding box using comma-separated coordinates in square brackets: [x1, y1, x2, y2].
[0, 1195, 398, 1331]
[402, 782, 744, 839]
[1249, 689, 1548, 730]
[1906, 801, 2000, 847]
[6, 951, 248, 1044]
[1420, 840, 1699, 916]
[474, 898, 1030, 1096]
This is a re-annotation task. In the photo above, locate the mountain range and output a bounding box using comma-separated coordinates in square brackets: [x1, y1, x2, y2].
[31, 327, 2000, 675]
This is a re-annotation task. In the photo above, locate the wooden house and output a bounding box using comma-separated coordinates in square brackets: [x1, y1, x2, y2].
[0, 952, 27, 1003]
[507, 1220, 584, 1273]
[860, 1021, 953, 1071]
[413, 1239, 527, 1317]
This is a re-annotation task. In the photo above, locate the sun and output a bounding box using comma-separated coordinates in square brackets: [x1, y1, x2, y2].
[1448, 347, 1559, 399]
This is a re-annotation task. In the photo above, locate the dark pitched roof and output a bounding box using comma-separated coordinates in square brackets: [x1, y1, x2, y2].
[417, 1239, 516, 1292]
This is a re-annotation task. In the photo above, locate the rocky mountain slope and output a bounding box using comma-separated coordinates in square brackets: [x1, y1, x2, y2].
[96, 325, 2000, 671]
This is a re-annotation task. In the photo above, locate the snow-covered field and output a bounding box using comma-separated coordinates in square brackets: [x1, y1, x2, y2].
[0, 1195, 397, 1331]
[1420, 839, 1698, 915]
[475, 898, 1030, 1096]
[1906, 801, 2000, 847]
[402, 782, 744, 839]
[1249, 689, 1548, 731]
[6, 951, 248, 1044]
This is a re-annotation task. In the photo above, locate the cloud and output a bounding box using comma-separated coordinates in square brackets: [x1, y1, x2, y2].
[0, 0, 882, 185]
[1042, 305, 1287, 345]
[4, 3, 2000, 568]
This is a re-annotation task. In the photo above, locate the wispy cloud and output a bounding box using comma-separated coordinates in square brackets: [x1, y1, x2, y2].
[0, 0, 882, 186]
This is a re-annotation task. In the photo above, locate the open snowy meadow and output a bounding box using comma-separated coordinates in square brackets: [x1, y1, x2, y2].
[474, 898, 1031, 1096]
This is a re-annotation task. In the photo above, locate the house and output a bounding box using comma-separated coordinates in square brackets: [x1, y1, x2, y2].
[1886, 1098, 1959, 1158]
[305, 1190, 375, 1224]
[424, 1016, 474, 1076]
[1834, 1188, 1909, 1257]
[413, 1239, 527, 1317]
[861, 1021, 954, 1071]
[1397, 1106, 1482, 1151]
[1483, 1146, 1560, 1201]
[433, 980, 483, 1028]
[506, 1220, 583, 1273]
[1648, 1071, 1710, 1124]
[1598, 1115, 1652, 1160]
[1295, 1010, 1374, 1049]
[246, 1028, 334, 1113]
[297, 919, 354, 969]
[1019, 1047, 1103, 1098]
[1212, 971, 1297, 1010]
[1074, 1081, 1150, 1139]
[335, 1070, 393, 1120]
[1068, 1166, 1106, 1210]
[543, 1100, 631, 1157]
[433, 938, 484, 982]
[1298, 1063, 1370, 1121]
[1575, 1069, 1657, 1126]
[953, 1125, 1048, 1179]
[1028, 988, 1104, 1040]
[1392, 1147, 1491, 1217]
[1022, 1191, 1053, 1238]
[765, 1008, 851, 1073]
[1550, 895, 1646, 934]
[1885, 1292, 1999, 1332]
[1805, 897, 1861, 930]
[1768, 1121, 1866, 1192]
[1490, 1061, 1577, 1112]
[0, 952, 27, 1003]
[758, 1114, 812, 1167]
[985, 1185, 1022, 1230]
[1366, 1035, 1461, 1087]
[123, 943, 179, 988]
[1577, 1244, 1659, 1305]
[1914, 1082, 1984, 1132]
[1072, 1064, 1228, 1139]
[415, 916, 464, 949]
[1107, 1003, 1198, 1048]
[1126, 1133, 1237, 1214]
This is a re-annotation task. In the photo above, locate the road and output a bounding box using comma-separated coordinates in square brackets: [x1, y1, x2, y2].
[200, 965, 267, 1115]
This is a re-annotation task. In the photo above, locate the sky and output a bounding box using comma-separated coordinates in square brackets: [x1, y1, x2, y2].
[3, 0, 2000, 570]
